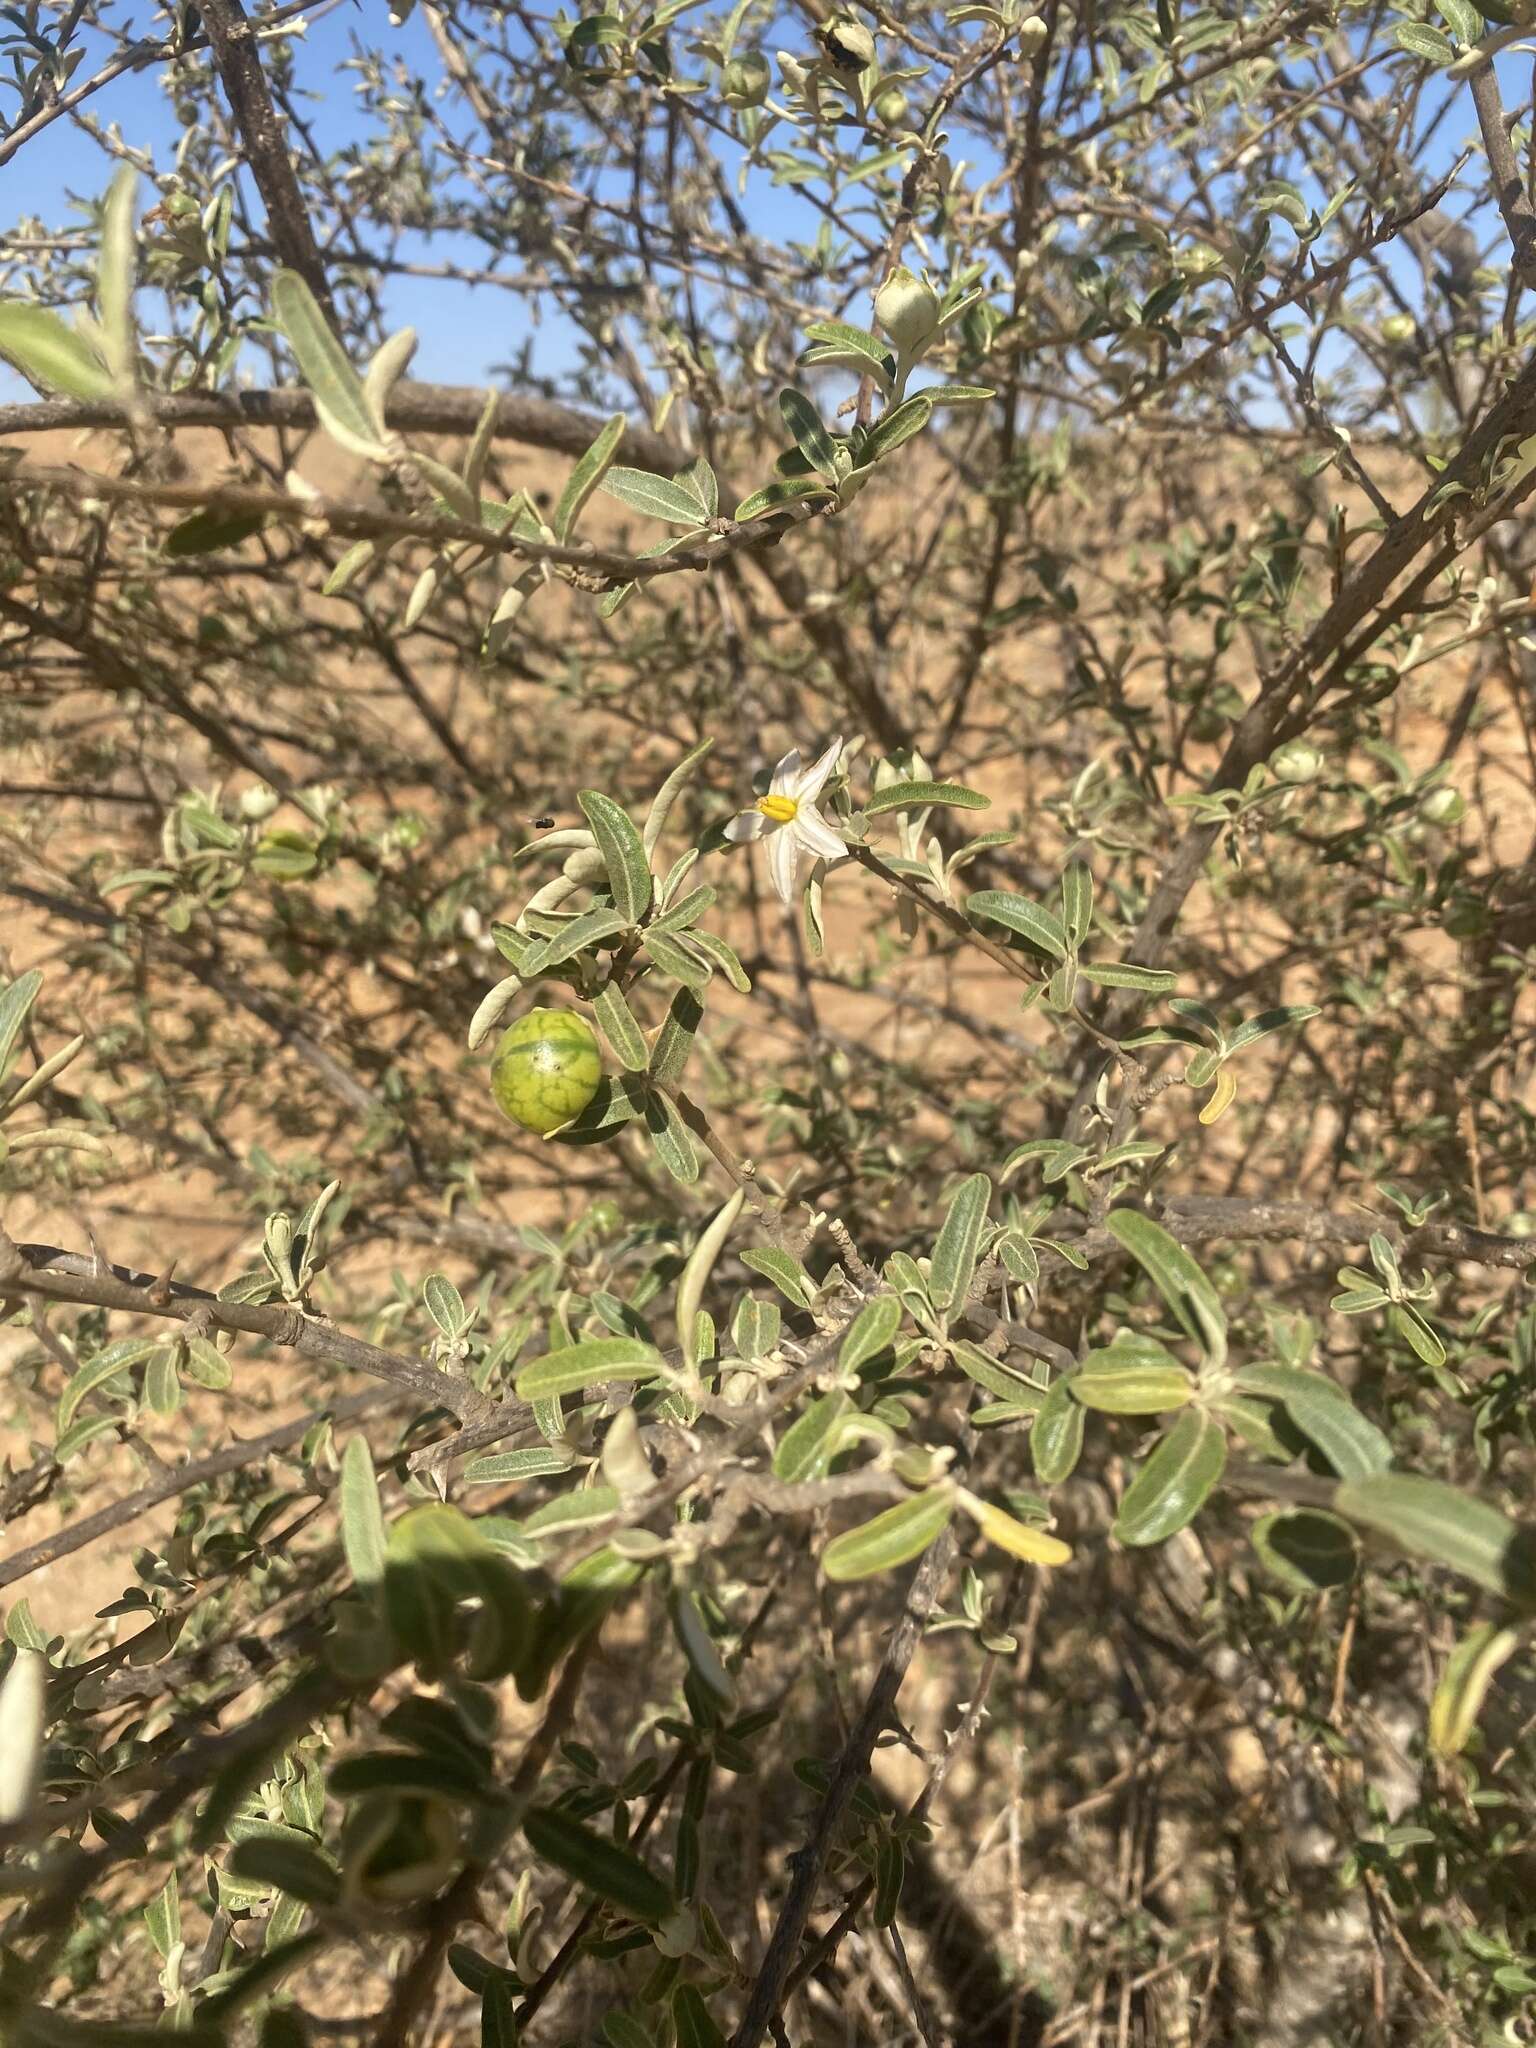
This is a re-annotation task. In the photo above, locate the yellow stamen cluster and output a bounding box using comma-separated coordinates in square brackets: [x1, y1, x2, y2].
[757, 793, 799, 824]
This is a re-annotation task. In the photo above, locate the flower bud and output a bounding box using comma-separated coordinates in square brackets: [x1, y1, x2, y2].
[239, 781, 280, 821]
[1420, 783, 1465, 825]
[721, 52, 770, 108]
[1268, 740, 1324, 786]
[818, 15, 876, 72]
[1016, 14, 1050, 56]
[874, 265, 941, 354]
[873, 84, 907, 126]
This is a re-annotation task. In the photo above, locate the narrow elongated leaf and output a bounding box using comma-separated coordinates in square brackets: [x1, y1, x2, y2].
[860, 393, 933, 463]
[600, 467, 711, 523]
[1333, 1474, 1536, 1603]
[423, 1274, 469, 1337]
[961, 1493, 1072, 1566]
[1235, 1364, 1391, 1479]
[362, 325, 419, 435]
[0, 1647, 46, 1824]
[643, 928, 711, 991]
[482, 1977, 519, 2048]
[644, 1088, 699, 1184]
[966, 890, 1068, 960]
[0, 302, 114, 400]
[1224, 1004, 1322, 1056]
[1076, 961, 1178, 992]
[164, 508, 267, 557]
[740, 1247, 815, 1308]
[0, 969, 44, 1082]
[578, 791, 652, 923]
[1071, 1356, 1194, 1413]
[56, 1338, 157, 1433]
[463, 1446, 576, 1484]
[675, 1189, 745, 1368]
[97, 167, 138, 385]
[643, 737, 714, 857]
[271, 270, 390, 458]
[649, 884, 717, 934]
[520, 906, 629, 976]
[683, 928, 750, 991]
[468, 974, 523, 1052]
[799, 319, 895, 380]
[340, 1435, 387, 1592]
[1060, 861, 1093, 946]
[515, 1336, 666, 1401]
[649, 986, 703, 1086]
[144, 1869, 180, 1960]
[839, 1294, 903, 1373]
[948, 1340, 1044, 1406]
[1105, 1211, 1227, 1367]
[670, 1589, 734, 1707]
[593, 982, 649, 1070]
[672, 1984, 726, 2048]
[523, 1806, 673, 1921]
[733, 476, 833, 522]
[556, 413, 626, 539]
[522, 1486, 621, 1536]
[1032, 1378, 1085, 1483]
[199, 1931, 325, 2019]
[328, 1750, 489, 1801]
[779, 387, 839, 474]
[863, 780, 990, 816]
[1429, 1622, 1520, 1756]
[821, 1488, 954, 1581]
[773, 1390, 851, 1482]
[928, 1172, 991, 1315]
[1114, 1409, 1226, 1546]
[228, 1839, 339, 1905]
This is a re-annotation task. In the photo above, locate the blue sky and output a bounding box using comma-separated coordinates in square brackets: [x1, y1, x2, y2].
[0, 4, 1522, 411]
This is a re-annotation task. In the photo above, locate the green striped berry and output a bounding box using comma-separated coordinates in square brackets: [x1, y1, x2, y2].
[492, 1008, 603, 1134]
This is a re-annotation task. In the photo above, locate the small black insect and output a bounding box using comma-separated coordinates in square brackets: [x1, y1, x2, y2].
[530, 815, 555, 830]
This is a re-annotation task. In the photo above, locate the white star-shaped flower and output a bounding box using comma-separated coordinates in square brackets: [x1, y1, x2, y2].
[724, 736, 846, 905]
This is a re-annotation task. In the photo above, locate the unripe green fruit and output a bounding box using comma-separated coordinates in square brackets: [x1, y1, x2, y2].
[492, 1008, 602, 1134]
[1381, 313, 1417, 345]
[873, 84, 907, 127]
[722, 52, 770, 107]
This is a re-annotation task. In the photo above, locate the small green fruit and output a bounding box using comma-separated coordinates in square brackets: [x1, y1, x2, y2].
[722, 52, 771, 107]
[873, 84, 907, 127]
[492, 1008, 602, 1135]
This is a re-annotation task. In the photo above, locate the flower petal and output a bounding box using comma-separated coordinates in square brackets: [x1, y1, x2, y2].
[768, 823, 800, 905]
[724, 810, 770, 843]
[769, 748, 801, 794]
[794, 804, 846, 863]
[793, 735, 844, 803]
